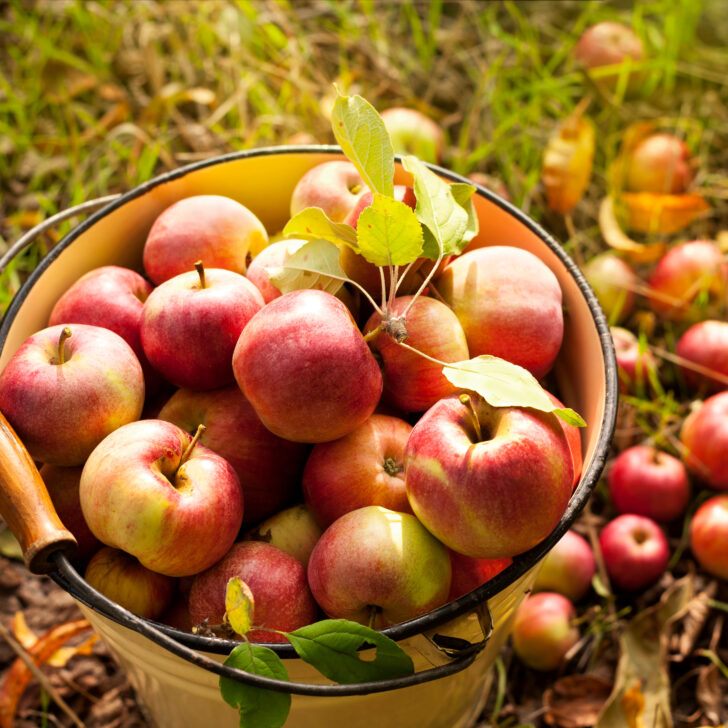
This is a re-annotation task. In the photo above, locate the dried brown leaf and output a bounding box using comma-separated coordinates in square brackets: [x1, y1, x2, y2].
[673, 581, 717, 658]
[599, 197, 666, 263]
[696, 662, 726, 726]
[621, 681, 646, 728]
[544, 674, 613, 728]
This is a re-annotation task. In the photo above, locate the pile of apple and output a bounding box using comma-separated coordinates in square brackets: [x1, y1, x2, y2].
[0, 153, 585, 640]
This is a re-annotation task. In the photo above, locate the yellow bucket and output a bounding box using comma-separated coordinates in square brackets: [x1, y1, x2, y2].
[0, 148, 618, 728]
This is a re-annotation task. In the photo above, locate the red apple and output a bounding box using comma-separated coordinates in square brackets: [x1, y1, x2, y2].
[532, 530, 595, 602]
[363, 295, 469, 412]
[607, 445, 691, 523]
[188, 541, 318, 643]
[246, 238, 307, 304]
[39, 464, 101, 564]
[307, 506, 451, 629]
[581, 252, 638, 325]
[675, 320, 728, 394]
[646, 240, 727, 323]
[404, 392, 574, 559]
[511, 592, 579, 671]
[680, 391, 728, 490]
[243, 504, 323, 568]
[0, 324, 144, 466]
[599, 514, 670, 590]
[84, 546, 175, 620]
[380, 107, 445, 164]
[233, 289, 382, 443]
[546, 391, 583, 488]
[626, 133, 693, 194]
[157, 384, 308, 526]
[79, 419, 244, 577]
[289, 160, 367, 222]
[610, 326, 657, 394]
[141, 264, 264, 391]
[689, 494, 728, 580]
[447, 550, 512, 602]
[436, 246, 564, 379]
[302, 414, 412, 529]
[142, 195, 268, 284]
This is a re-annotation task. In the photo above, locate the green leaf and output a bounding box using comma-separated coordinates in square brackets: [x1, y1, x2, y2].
[449, 182, 479, 244]
[286, 618, 414, 685]
[331, 93, 394, 197]
[356, 193, 424, 267]
[402, 155, 471, 259]
[267, 239, 347, 296]
[225, 577, 254, 638]
[442, 355, 586, 426]
[220, 643, 291, 728]
[283, 207, 359, 251]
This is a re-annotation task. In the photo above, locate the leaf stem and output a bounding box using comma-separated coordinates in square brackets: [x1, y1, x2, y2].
[363, 324, 383, 343]
[394, 259, 417, 296]
[402, 240, 444, 320]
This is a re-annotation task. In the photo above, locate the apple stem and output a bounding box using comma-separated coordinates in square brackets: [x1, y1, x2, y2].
[178, 424, 206, 470]
[195, 260, 206, 289]
[57, 327, 72, 366]
[367, 605, 381, 630]
[459, 393, 483, 442]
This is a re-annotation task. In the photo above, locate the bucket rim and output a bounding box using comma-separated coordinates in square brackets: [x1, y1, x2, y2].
[0, 144, 619, 659]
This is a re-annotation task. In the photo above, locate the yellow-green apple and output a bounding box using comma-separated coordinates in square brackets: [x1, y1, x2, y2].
[599, 514, 669, 590]
[289, 160, 368, 222]
[380, 107, 445, 164]
[607, 445, 691, 523]
[511, 592, 579, 671]
[364, 295, 469, 412]
[447, 550, 512, 602]
[141, 264, 264, 391]
[243, 504, 323, 568]
[689, 494, 728, 580]
[47, 264, 163, 393]
[581, 252, 638, 325]
[680, 391, 728, 490]
[532, 530, 595, 602]
[573, 21, 644, 92]
[626, 133, 693, 194]
[142, 195, 268, 284]
[79, 419, 244, 577]
[84, 546, 175, 620]
[157, 384, 308, 526]
[302, 414, 412, 529]
[436, 246, 564, 379]
[40, 464, 101, 564]
[404, 392, 574, 559]
[645, 240, 727, 323]
[188, 541, 318, 643]
[233, 289, 382, 443]
[307, 506, 451, 629]
[610, 326, 657, 394]
[675, 320, 728, 394]
[0, 324, 144, 466]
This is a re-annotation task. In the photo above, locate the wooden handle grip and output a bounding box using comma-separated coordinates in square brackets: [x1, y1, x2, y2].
[0, 411, 76, 574]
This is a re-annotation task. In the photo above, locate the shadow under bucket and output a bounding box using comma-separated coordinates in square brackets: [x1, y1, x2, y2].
[0, 147, 618, 728]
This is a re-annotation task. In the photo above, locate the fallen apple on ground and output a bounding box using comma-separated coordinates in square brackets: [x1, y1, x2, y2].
[532, 530, 595, 602]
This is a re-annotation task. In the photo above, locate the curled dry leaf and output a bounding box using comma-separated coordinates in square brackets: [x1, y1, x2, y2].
[544, 674, 614, 728]
[672, 580, 717, 659]
[598, 196, 665, 264]
[620, 192, 711, 235]
[696, 661, 725, 726]
[542, 101, 595, 214]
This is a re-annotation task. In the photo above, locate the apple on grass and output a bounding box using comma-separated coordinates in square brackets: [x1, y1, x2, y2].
[447, 550, 512, 602]
[141, 263, 264, 391]
[436, 246, 564, 379]
[142, 195, 269, 284]
[511, 592, 579, 672]
[0, 324, 144, 467]
[680, 391, 728, 490]
[307, 506, 452, 629]
[404, 392, 574, 559]
[84, 546, 175, 620]
[581, 252, 638, 325]
[689, 495, 728, 580]
[532, 530, 595, 602]
[189, 541, 318, 643]
[675, 320, 728, 394]
[611, 326, 657, 394]
[79, 419, 244, 578]
[626, 133, 694, 194]
[157, 384, 308, 527]
[289, 160, 367, 222]
[380, 107, 445, 164]
[599, 514, 670, 591]
[233, 289, 382, 444]
[302, 414, 413, 529]
[363, 295, 470, 413]
[607, 445, 691, 523]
